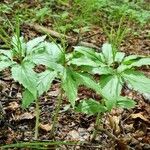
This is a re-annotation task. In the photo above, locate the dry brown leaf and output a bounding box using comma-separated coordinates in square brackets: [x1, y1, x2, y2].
[68, 130, 80, 140]
[19, 112, 35, 120]
[131, 113, 149, 123]
[48, 89, 59, 97]
[39, 123, 52, 132]
[5, 102, 19, 111]
[108, 115, 121, 134]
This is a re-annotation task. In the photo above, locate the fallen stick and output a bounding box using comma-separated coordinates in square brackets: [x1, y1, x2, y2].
[27, 23, 100, 50]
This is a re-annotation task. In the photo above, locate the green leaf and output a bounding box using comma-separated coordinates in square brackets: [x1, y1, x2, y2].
[117, 96, 136, 109]
[129, 58, 150, 67]
[100, 75, 123, 97]
[123, 55, 143, 64]
[0, 60, 13, 71]
[74, 72, 102, 94]
[62, 69, 78, 107]
[70, 56, 99, 67]
[11, 62, 37, 98]
[117, 57, 150, 73]
[37, 70, 57, 96]
[76, 99, 107, 115]
[30, 52, 64, 73]
[0, 50, 12, 59]
[30, 52, 54, 66]
[45, 42, 63, 62]
[115, 52, 125, 63]
[122, 70, 150, 94]
[26, 35, 46, 54]
[74, 46, 97, 59]
[104, 97, 116, 111]
[22, 89, 35, 108]
[102, 43, 113, 65]
[11, 35, 26, 56]
[91, 66, 114, 75]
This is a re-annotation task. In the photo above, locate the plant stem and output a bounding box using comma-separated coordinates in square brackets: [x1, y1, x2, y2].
[34, 98, 40, 140]
[91, 112, 101, 142]
[50, 88, 63, 138]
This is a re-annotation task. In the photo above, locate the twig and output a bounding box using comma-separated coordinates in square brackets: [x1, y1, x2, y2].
[26, 23, 100, 50]
[96, 127, 129, 150]
[96, 126, 118, 141]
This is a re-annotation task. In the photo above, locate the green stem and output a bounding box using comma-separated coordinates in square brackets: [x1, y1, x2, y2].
[34, 98, 40, 140]
[50, 88, 63, 138]
[91, 112, 101, 141]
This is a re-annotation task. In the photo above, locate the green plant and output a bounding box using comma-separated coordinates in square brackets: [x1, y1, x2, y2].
[102, 16, 130, 49]
[28, 38, 111, 138]
[70, 43, 150, 139]
[71, 43, 150, 105]
[0, 31, 48, 139]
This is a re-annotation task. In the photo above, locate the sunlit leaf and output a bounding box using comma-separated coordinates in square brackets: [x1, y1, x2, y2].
[62, 69, 78, 107]
[37, 70, 57, 96]
[22, 89, 35, 108]
[122, 70, 150, 94]
[11, 62, 37, 98]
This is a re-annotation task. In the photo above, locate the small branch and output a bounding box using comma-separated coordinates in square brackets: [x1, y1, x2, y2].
[34, 98, 40, 140]
[91, 113, 101, 142]
[96, 126, 118, 141]
[96, 127, 129, 150]
[26, 23, 100, 50]
[50, 88, 63, 139]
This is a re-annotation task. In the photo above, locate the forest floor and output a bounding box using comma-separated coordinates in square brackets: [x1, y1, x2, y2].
[0, 0, 150, 150]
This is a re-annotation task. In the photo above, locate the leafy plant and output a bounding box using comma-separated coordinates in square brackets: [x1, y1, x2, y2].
[0, 32, 48, 139]
[28, 38, 111, 137]
[71, 43, 150, 109]
[70, 42, 150, 140]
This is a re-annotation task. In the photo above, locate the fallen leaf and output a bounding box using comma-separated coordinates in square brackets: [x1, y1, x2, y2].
[68, 130, 80, 140]
[48, 89, 59, 97]
[5, 102, 19, 111]
[39, 123, 52, 132]
[131, 113, 149, 123]
[108, 115, 121, 134]
[19, 112, 35, 120]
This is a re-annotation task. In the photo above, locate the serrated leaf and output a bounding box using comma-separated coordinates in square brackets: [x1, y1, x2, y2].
[30, 52, 64, 73]
[45, 42, 63, 62]
[70, 56, 99, 67]
[129, 58, 150, 67]
[22, 89, 35, 108]
[37, 70, 57, 96]
[115, 52, 125, 63]
[117, 97, 136, 109]
[62, 69, 78, 107]
[122, 70, 150, 94]
[26, 35, 46, 54]
[123, 55, 143, 64]
[100, 75, 123, 97]
[74, 72, 102, 94]
[30, 52, 54, 66]
[0, 50, 12, 59]
[0, 60, 13, 71]
[74, 46, 96, 58]
[104, 97, 116, 111]
[76, 99, 107, 115]
[118, 57, 150, 72]
[102, 43, 113, 65]
[91, 66, 114, 75]
[11, 62, 37, 98]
